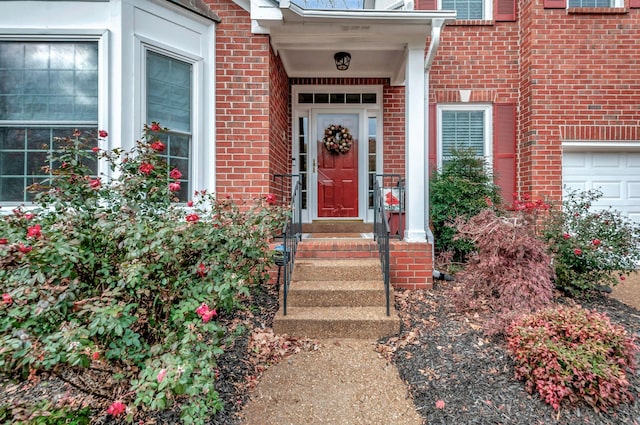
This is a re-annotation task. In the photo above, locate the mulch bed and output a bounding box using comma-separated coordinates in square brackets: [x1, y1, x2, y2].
[383, 280, 640, 425]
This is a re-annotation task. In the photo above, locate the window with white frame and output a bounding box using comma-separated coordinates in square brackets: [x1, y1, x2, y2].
[441, 0, 491, 19]
[145, 50, 192, 201]
[568, 0, 618, 6]
[438, 104, 492, 167]
[0, 40, 99, 202]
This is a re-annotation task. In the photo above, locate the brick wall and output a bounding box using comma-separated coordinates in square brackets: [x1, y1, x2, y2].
[207, 0, 272, 201]
[269, 48, 291, 202]
[383, 85, 406, 177]
[520, 3, 640, 202]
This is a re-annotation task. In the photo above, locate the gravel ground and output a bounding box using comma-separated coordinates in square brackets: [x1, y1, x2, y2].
[385, 281, 640, 425]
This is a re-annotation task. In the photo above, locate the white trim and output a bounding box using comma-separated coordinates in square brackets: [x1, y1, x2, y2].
[292, 85, 384, 223]
[566, 0, 623, 7]
[562, 141, 640, 152]
[436, 103, 493, 169]
[438, 0, 492, 20]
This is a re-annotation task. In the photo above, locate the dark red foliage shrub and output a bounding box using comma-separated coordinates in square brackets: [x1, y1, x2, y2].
[453, 209, 554, 333]
[506, 306, 638, 412]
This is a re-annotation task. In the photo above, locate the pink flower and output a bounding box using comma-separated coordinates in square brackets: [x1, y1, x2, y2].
[574, 248, 582, 256]
[265, 193, 276, 205]
[592, 239, 601, 246]
[18, 243, 32, 253]
[150, 122, 162, 132]
[562, 233, 571, 240]
[26, 224, 41, 239]
[196, 302, 210, 317]
[89, 179, 101, 189]
[169, 168, 182, 180]
[187, 200, 194, 207]
[73, 129, 81, 137]
[138, 163, 154, 175]
[106, 401, 126, 417]
[150, 141, 166, 152]
[435, 399, 446, 409]
[92, 146, 100, 153]
[24, 213, 35, 220]
[99, 130, 108, 138]
[2, 293, 12, 305]
[0, 238, 7, 245]
[201, 309, 217, 323]
[169, 182, 181, 192]
[157, 368, 167, 383]
[186, 214, 200, 223]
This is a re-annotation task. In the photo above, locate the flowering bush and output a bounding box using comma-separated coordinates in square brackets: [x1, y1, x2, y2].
[0, 126, 286, 423]
[507, 306, 638, 412]
[453, 208, 554, 334]
[541, 189, 640, 295]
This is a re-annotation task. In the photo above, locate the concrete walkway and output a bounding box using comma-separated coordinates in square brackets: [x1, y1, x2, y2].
[240, 338, 423, 425]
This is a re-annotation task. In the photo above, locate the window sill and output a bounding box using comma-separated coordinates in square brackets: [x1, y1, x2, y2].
[449, 19, 494, 26]
[567, 6, 627, 13]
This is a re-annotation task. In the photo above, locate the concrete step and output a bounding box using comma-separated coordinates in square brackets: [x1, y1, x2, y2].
[292, 258, 381, 281]
[273, 306, 399, 339]
[302, 221, 373, 234]
[283, 280, 387, 307]
[296, 238, 378, 259]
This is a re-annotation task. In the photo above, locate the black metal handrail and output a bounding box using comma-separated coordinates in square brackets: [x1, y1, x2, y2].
[373, 176, 392, 316]
[273, 174, 302, 316]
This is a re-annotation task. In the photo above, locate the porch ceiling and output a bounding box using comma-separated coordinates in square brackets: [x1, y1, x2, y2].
[251, 1, 455, 85]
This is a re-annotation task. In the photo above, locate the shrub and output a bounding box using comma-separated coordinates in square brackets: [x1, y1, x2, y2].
[453, 208, 554, 334]
[430, 150, 502, 263]
[541, 188, 640, 295]
[0, 126, 287, 424]
[506, 306, 638, 412]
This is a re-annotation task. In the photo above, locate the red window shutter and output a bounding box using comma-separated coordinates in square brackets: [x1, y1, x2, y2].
[428, 103, 437, 173]
[495, 0, 516, 21]
[493, 103, 517, 207]
[631, 0, 640, 8]
[416, 0, 438, 10]
[543, 0, 566, 8]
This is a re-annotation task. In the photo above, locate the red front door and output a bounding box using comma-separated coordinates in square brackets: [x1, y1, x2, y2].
[317, 114, 358, 218]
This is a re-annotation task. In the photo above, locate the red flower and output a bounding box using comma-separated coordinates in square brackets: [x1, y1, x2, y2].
[24, 213, 35, 220]
[169, 168, 182, 180]
[99, 130, 108, 138]
[620, 275, 627, 281]
[169, 182, 181, 192]
[195, 302, 217, 323]
[187, 200, 194, 207]
[265, 193, 276, 205]
[562, 233, 571, 240]
[18, 243, 32, 253]
[196, 302, 210, 317]
[0, 238, 7, 245]
[92, 351, 100, 360]
[92, 146, 100, 153]
[150, 141, 166, 152]
[186, 214, 200, 223]
[592, 239, 601, 247]
[150, 122, 161, 132]
[106, 401, 126, 417]
[574, 248, 582, 256]
[27, 224, 42, 239]
[2, 293, 12, 305]
[138, 163, 154, 175]
[196, 263, 208, 277]
[89, 179, 101, 189]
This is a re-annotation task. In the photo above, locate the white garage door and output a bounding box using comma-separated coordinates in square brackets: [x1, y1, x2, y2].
[563, 151, 640, 224]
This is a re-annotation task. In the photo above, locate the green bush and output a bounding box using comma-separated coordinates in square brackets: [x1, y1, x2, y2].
[430, 150, 502, 262]
[541, 188, 640, 295]
[0, 126, 286, 424]
[507, 306, 638, 412]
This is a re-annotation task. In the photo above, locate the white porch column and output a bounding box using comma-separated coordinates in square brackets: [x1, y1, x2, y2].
[403, 44, 427, 242]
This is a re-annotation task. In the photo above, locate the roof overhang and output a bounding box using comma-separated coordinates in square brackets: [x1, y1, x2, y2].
[250, 0, 454, 85]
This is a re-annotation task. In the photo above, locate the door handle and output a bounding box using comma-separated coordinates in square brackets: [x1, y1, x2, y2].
[313, 159, 316, 173]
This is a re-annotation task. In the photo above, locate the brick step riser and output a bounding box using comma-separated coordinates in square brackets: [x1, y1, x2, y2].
[295, 250, 378, 259]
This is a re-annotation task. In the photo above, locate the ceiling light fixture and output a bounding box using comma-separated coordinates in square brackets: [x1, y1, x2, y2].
[334, 52, 351, 71]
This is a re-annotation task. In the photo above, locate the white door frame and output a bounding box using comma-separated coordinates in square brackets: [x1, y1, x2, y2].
[292, 86, 383, 223]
